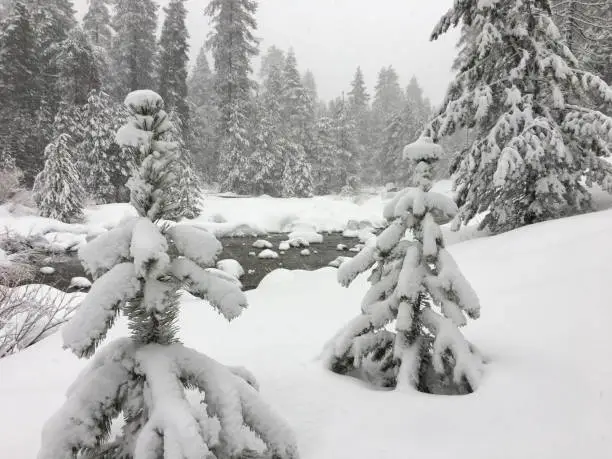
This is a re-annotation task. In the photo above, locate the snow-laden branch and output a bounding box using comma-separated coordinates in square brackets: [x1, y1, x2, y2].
[63, 263, 141, 357]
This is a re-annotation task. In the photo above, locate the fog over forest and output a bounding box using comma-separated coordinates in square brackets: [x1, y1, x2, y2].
[72, 0, 459, 104]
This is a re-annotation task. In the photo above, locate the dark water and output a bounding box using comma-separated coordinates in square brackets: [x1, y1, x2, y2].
[21, 233, 360, 292]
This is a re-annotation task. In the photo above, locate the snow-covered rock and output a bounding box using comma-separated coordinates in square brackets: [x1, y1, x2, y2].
[39, 266, 55, 275]
[300, 249, 311, 256]
[43, 232, 87, 252]
[278, 241, 291, 251]
[288, 237, 309, 248]
[252, 239, 273, 249]
[288, 231, 323, 245]
[258, 249, 279, 259]
[216, 259, 245, 279]
[68, 277, 92, 290]
[328, 256, 351, 268]
[336, 244, 348, 251]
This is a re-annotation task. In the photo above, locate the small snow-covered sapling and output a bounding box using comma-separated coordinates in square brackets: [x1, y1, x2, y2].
[323, 137, 483, 394]
[38, 91, 298, 459]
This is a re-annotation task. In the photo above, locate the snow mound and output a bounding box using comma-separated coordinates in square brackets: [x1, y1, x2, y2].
[68, 277, 91, 290]
[300, 249, 311, 256]
[217, 259, 245, 279]
[258, 249, 279, 260]
[288, 231, 323, 245]
[252, 239, 274, 249]
[278, 241, 291, 251]
[191, 194, 387, 235]
[39, 267, 55, 275]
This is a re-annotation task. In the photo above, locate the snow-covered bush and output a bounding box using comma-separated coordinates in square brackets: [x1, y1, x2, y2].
[0, 266, 80, 358]
[38, 90, 298, 459]
[323, 137, 483, 394]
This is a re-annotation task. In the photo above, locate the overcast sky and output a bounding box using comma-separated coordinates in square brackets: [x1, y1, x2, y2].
[74, 0, 459, 105]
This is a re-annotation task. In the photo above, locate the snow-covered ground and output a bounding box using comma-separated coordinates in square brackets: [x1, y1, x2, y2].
[0, 182, 455, 253]
[1, 206, 610, 458]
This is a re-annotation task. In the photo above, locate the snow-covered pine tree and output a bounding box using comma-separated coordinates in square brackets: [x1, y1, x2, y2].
[83, 0, 111, 49]
[250, 60, 286, 196]
[78, 90, 133, 203]
[371, 66, 404, 134]
[371, 66, 405, 183]
[158, 0, 190, 125]
[427, 0, 612, 233]
[55, 26, 101, 105]
[282, 49, 314, 143]
[302, 69, 318, 105]
[312, 116, 342, 194]
[348, 66, 371, 150]
[259, 45, 285, 81]
[324, 137, 483, 393]
[83, 0, 112, 89]
[380, 77, 431, 186]
[33, 132, 84, 222]
[111, 0, 158, 98]
[29, 0, 78, 108]
[166, 110, 202, 219]
[281, 140, 313, 197]
[206, 0, 259, 194]
[331, 96, 360, 193]
[551, 0, 611, 83]
[281, 49, 315, 197]
[0, 2, 42, 183]
[405, 76, 431, 123]
[187, 46, 219, 178]
[38, 90, 299, 459]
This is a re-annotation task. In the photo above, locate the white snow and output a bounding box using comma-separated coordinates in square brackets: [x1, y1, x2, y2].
[39, 266, 55, 275]
[216, 259, 245, 279]
[300, 249, 311, 256]
[68, 277, 91, 290]
[124, 89, 163, 110]
[258, 249, 279, 260]
[253, 239, 274, 249]
[1, 209, 612, 458]
[62, 262, 141, 357]
[278, 241, 291, 251]
[130, 218, 169, 279]
[188, 193, 388, 236]
[328, 256, 351, 268]
[287, 231, 323, 245]
[169, 225, 222, 268]
[336, 244, 348, 251]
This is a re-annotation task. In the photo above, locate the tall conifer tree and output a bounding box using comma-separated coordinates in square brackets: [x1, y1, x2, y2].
[428, 0, 612, 233]
[206, 0, 259, 193]
[111, 0, 158, 98]
[158, 0, 190, 124]
[188, 46, 218, 178]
